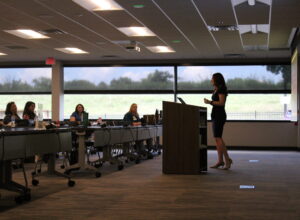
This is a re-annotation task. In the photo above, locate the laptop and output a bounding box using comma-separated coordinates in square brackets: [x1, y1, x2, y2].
[177, 97, 186, 104]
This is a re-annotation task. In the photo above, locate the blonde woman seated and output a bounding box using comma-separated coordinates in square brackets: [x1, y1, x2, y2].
[123, 103, 141, 126]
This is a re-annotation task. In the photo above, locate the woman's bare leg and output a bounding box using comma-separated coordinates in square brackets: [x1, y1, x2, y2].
[215, 138, 224, 163]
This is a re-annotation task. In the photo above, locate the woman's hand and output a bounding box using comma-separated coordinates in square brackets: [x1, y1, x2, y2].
[204, 98, 211, 104]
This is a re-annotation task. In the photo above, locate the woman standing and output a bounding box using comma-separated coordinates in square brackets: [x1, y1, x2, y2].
[204, 73, 232, 170]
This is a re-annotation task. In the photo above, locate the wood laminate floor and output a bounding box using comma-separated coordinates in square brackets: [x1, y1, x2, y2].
[1, 150, 300, 220]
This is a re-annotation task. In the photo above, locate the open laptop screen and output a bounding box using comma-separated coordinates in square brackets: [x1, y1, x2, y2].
[177, 97, 186, 104]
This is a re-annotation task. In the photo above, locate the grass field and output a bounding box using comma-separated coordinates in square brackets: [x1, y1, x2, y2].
[0, 94, 291, 120]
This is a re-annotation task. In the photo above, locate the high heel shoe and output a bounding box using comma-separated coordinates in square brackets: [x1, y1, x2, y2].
[210, 162, 225, 169]
[222, 158, 233, 170]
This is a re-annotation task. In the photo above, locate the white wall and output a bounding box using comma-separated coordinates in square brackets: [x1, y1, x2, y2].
[207, 122, 297, 147]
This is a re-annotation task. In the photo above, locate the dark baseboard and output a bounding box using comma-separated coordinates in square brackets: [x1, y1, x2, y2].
[207, 146, 299, 151]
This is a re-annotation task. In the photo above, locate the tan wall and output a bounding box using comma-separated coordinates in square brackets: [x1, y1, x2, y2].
[207, 122, 297, 147]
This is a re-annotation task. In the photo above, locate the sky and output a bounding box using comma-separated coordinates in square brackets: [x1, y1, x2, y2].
[0, 65, 284, 85]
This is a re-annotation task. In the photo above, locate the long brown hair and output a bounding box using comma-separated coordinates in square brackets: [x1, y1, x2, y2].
[75, 104, 84, 113]
[129, 103, 139, 117]
[212, 73, 228, 95]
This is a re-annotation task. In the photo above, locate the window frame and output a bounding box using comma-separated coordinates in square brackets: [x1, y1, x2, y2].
[0, 63, 291, 122]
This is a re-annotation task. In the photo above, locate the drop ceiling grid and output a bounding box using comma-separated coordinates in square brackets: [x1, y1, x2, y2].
[39, 0, 169, 58]
[117, 0, 200, 57]
[0, 0, 297, 63]
[0, 0, 122, 58]
[193, 0, 237, 26]
[34, 0, 132, 54]
[235, 2, 270, 24]
[153, 0, 222, 58]
[234, 2, 270, 50]
[212, 31, 244, 54]
[242, 33, 268, 45]
[269, 0, 300, 49]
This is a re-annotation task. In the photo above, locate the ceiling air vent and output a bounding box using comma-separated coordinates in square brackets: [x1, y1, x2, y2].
[269, 48, 290, 51]
[39, 29, 66, 35]
[102, 55, 118, 58]
[243, 45, 268, 51]
[208, 25, 238, 31]
[6, 45, 28, 49]
[224, 53, 245, 58]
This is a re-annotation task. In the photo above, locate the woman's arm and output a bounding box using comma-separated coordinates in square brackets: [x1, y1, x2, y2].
[211, 94, 226, 106]
[204, 94, 226, 106]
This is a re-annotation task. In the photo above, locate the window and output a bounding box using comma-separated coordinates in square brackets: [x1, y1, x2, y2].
[0, 95, 52, 119]
[179, 94, 291, 120]
[64, 66, 174, 90]
[0, 67, 51, 92]
[178, 65, 291, 91]
[64, 94, 173, 119]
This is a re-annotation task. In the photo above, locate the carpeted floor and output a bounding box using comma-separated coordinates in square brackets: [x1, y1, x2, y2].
[1, 150, 300, 220]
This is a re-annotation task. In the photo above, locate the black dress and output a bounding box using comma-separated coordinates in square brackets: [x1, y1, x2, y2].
[211, 87, 227, 138]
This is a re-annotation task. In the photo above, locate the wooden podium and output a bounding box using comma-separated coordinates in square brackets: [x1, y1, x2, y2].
[162, 101, 207, 174]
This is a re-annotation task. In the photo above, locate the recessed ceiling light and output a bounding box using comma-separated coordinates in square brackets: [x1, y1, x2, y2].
[133, 4, 145, 8]
[4, 29, 49, 39]
[251, 24, 257, 34]
[208, 25, 238, 31]
[248, 0, 255, 6]
[72, 0, 123, 11]
[38, 14, 54, 19]
[172, 40, 181, 43]
[55, 47, 89, 54]
[0, 52, 7, 56]
[117, 27, 156, 37]
[146, 46, 175, 53]
[95, 41, 106, 45]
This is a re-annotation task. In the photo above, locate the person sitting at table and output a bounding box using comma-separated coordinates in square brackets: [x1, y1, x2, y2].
[23, 101, 36, 126]
[70, 104, 87, 123]
[123, 103, 141, 126]
[3, 102, 21, 125]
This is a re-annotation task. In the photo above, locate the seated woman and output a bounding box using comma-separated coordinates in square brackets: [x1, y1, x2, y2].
[23, 101, 36, 125]
[3, 102, 21, 125]
[70, 104, 87, 124]
[123, 103, 141, 126]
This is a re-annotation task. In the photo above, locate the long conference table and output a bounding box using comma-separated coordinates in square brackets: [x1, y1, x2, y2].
[0, 125, 162, 203]
[0, 127, 73, 203]
[66, 125, 162, 175]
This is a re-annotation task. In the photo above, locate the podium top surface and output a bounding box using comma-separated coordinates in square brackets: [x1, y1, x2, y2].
[163, 101, 207, 111]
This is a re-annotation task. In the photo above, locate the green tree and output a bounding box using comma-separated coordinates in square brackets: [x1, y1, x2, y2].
[65, 80, 97, 90]
[266, 65, 291, 90]
[32, 77, 51, 91]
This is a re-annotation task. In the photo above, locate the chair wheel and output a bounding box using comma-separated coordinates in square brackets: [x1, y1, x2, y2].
[94, 164, 101, 168]
[147, 154, 154, 159]
[118, 165, 124, 170]
[24, 193, 31, 201]
[68, 180, 75, 187]
[95, 172, 102, 178]
[32, 179, 39, 186]
[60, 165, 65, 169]
[135, 159, 140, 164]
[37, 169, 41, 173]
[15, 196, 23, 204]
[31, 171, 36, 176]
